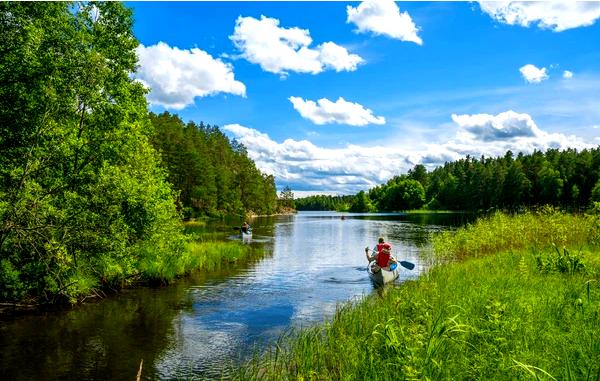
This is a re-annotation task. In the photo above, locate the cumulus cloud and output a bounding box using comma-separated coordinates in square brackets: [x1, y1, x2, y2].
[478, 1, 600, 32]
[347, 0, 423, 45]
[519, 64, 548, 83]
[224, 113, 591, 194]
[230, 15, 363, 76]
[224, 123, 413, 193]
[448, 110, 591, 159]
[135, 42, 246, 110]
[289, 96, 385, 126]
[563, 70, 574, 79]
[451, 110, 542, 141]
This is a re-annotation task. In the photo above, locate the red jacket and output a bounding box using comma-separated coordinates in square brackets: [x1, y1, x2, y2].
[376, 243, 391, 267]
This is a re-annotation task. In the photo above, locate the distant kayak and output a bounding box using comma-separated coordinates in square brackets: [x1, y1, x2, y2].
[367, 260, 399, 286]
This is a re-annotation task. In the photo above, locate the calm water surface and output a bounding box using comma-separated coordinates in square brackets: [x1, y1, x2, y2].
[0, 211, 472, 380]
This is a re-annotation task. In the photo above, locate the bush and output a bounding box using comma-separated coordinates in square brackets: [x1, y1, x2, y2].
[535, 246, 586, 274]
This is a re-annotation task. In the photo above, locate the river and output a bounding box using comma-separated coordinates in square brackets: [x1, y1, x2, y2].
[0, 211, 472, 380]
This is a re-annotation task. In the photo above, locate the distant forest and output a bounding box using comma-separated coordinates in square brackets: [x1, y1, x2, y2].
[149, 112, 278, 218]
[295, 148, 600, 212]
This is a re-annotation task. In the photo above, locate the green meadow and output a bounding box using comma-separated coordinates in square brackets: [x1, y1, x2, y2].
[234, 207, 600, 380]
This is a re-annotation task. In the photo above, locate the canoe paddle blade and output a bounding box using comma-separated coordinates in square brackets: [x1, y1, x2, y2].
[399, 261, 415, 270]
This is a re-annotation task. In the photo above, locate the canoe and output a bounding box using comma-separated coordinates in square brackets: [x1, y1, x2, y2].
[367, 260, 399, 286]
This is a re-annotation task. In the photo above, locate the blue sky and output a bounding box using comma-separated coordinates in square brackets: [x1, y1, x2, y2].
[128, 1, 600, 196]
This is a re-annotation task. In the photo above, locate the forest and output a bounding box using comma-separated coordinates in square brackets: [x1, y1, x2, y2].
[296, 148, 600, 212]
[294, 194, 354, 211]
[149, 112, 278, 218]
[0, 2, 278, 304]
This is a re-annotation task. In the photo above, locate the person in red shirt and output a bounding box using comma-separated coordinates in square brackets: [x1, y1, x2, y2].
[365, 237, 396, 271]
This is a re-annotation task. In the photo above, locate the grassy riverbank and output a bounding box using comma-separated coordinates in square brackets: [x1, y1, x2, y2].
[234, 208, 600, 380]
[138, 241, 252, 284]
[1, 221, 253, 309]
[110, 221, 255, 288]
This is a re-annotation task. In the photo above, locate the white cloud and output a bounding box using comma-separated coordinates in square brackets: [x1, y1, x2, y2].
[451, 110, 542, 141]
[478, 1, 600, 32]
[563, 70, 574, 79]
[135, 42, 246, 110]
[289, 96, 385, 126]
[230, 15, 363, 76]
[448, 110, 591, 158]
[519, 64, 548, 83]
[224, 123, 413, 193]
[347, 0, 423, 45]
[224, 113, 591, 194]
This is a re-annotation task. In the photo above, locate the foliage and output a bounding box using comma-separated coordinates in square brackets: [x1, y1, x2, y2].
[279, 185, 295, 210]
[592, 180, 600, 202]
[377, 177, 426, 211]
[295, 195, 355, 211]
[348, 190, 373, 212]
[535, 246, 586, 275]
[138, 241, 252, 282]
[233, 214, 600, 381]
[432, 207, 599, 260]
[308, 148, 599, 213]
[0, 2, 189, 303]
[149, 112, 278, 218]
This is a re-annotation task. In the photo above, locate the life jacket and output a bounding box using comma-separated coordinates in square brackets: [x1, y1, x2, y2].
[376, 243, 391, 267]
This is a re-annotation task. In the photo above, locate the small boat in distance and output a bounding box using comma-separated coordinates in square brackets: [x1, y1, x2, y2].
[367, 260, 399, 286]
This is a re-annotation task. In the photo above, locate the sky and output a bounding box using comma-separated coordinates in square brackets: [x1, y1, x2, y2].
[128, 1, 600, 196]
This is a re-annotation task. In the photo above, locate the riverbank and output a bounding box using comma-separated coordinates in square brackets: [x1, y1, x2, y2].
[0, 223, 256, 315]
[233, 208, 600, 380]
[248, 207, 297, 218]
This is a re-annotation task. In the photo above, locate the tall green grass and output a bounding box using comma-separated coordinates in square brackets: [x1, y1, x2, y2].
[433, 207, 600, 259]
[137, 241, 252, 283]
[135, 220, 253, 284]
[233, 209, 600, 380]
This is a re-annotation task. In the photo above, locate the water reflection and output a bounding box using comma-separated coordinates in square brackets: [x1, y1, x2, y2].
[0, 211, 473, 380]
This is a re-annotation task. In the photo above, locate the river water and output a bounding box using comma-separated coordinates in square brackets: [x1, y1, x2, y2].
[0, 211, 471, 380]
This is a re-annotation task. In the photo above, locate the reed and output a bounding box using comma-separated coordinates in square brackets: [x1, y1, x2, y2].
[137, 241, 252, 283]
[232, 209, 600, 380]
[432, 207, 599, 260]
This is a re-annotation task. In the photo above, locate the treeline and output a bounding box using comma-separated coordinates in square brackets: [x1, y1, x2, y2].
[297, 148, 600, 212]
[149, 112, 278, 218]
[294, 195, 355, 211]
[0, 2, 276, 305]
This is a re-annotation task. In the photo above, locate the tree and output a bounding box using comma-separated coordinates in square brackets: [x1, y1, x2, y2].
[380, 179, 426, 211]
[408, 164, 428, 189]
[0, 2, 185, 303]
[502, 161, 531, 209]
[279, 186, 295, 209]
[537, 166, 563, 205]
[592, 180, 600, 203]
[349, 191, 373, 212]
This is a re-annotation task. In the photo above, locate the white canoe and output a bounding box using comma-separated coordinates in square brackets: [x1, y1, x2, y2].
[367, 260, 400, 286]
